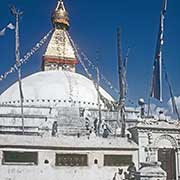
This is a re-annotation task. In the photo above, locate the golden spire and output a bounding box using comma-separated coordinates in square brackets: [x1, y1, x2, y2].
[52, 0, 70, 30]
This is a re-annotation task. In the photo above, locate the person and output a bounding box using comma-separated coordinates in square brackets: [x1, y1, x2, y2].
[80, 108, 85, 117]
[102, 122, 111, 138]
[127, 162, 136, 180]
[84, 108, 91, 130]
[124, 172, 129, 180]
[85, 118, 90, 130]
[90, 129, 96, 138]
[52, 121, 58, 136]
[93, 118, 98, 133]
[113, 168, 124, 180]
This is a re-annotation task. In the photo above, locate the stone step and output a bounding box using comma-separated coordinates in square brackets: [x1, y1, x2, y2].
[57, 126, 88, 135]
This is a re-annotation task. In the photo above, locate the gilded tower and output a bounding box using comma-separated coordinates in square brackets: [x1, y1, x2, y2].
[42, 0, 78, 72]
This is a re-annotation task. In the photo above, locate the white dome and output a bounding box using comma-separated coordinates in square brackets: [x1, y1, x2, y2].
[0, 71, 114, 109]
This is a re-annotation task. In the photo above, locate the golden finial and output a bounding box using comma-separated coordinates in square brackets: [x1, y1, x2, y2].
[52, 0, 70, 30]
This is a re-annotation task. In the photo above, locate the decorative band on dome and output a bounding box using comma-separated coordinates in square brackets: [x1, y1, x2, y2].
[1, 99, 100, 107]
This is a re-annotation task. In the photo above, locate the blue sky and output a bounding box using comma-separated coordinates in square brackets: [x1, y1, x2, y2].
[0, 0, 179, 108]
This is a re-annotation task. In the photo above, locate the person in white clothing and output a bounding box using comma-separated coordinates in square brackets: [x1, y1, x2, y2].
[113, 168, 124, 180]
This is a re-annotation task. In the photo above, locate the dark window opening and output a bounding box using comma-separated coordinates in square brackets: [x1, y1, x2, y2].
[94, 159, 98, 164]
[3, 151, 38, 165]
[56, 154, 88, 166]
[104, 155, 132, 166]
[44, 160, 49, 164]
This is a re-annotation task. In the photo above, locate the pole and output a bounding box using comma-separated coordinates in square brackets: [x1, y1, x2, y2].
[149, 0, 168, 105]
[147, 96, 151, 117]
[11, 6, 24, 135]
[165, 72, 180, 121]
[96, 52, 102, 136]
[117, 28, 126, 137]
[117, 28, 124, 106]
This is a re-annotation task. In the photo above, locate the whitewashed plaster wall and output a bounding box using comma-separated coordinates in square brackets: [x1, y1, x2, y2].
[0, 149, 138, 180]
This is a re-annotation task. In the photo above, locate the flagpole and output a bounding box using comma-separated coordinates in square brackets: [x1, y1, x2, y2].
[148, 76, 153, 117]
[148, 0, 167, 110]
[117, 28, 126, 137]
[96, 65, 102, 136]
[165, 71, 180, 121]
[11, 6, 25, 135]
